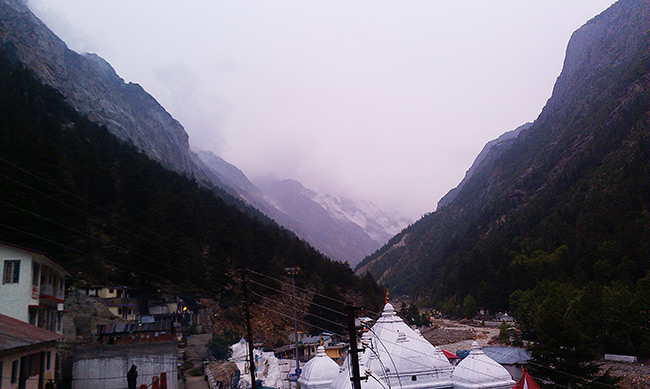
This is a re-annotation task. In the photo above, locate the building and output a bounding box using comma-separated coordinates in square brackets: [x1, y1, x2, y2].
[71, 341, 178, 389]
[0, 313, 63, 389]
[452, 342, 515, 389]
[319, 303, 517, 389]
[297, 346, 340, 389]
[77, 286, 140, 320]
[332, 303, 454, 389]
[482, 346, 530, 382]
[0, 242, 70, 334]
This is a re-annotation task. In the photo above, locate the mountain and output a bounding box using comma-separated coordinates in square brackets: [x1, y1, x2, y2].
[0, 0, 407, 265]
[0, 44, 384, 329]
[0, 0, 203, 177]
[357, 0, 650, 310]
[254, 178, 408, 266]
[436, 122, 532, 209]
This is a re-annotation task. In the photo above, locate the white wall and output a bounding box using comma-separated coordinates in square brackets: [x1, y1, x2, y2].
[72, 352, 178, 389]
[0, 246, 33, 323]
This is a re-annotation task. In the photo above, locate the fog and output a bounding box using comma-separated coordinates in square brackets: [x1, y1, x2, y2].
[28, 0, 616, 220]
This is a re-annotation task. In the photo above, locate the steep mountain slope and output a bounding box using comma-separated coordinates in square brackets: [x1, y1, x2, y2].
[0, 0, 202, 177]
[0, 0, 407, 265]
[437, 122, 532, 209]
[196, 149, 408, 264]
[357, 0, 650, 309]
[0, 48, 383, 321]
[255, 178, 404, 266]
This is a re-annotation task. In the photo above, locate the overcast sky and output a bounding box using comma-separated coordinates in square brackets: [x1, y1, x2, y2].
[28, 0, 616, 221]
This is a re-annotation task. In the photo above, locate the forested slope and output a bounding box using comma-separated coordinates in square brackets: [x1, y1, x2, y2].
[356, 0, 650, 359]
[0, 49, 382, 319]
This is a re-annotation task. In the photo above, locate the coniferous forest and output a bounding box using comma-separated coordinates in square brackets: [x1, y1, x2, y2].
[0, 49, 383, 320]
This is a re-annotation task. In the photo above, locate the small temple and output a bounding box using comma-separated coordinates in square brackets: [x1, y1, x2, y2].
[298, 303, 519, 389]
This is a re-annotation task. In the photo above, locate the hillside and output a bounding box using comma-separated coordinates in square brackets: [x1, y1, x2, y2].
[0, 49, 383, 328]
[357, 0, 650, 312]
[0, 0, 406, 266]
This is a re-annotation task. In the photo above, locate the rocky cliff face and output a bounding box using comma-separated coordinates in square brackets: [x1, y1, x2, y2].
[1, 0, 409, 266]
[196, 149, 409, 265]
[254, 178, 407, 266]
[0, 0, 208, 178]
[437, 122, 532, 209]
[356, 0, 650, 301]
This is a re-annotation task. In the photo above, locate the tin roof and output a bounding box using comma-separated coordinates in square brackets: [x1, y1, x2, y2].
[0, 314, 63, 353]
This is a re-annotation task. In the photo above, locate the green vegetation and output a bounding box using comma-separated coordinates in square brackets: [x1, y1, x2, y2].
[399, 303, 431, 327]
[0, 50, 382, 314]
[207, 331, 239, 361]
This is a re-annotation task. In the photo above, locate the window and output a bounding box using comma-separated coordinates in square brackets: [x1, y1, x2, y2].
[3, 260, 20, 284]
[11, 360, 18, 383]
[47, 352, 51, 370]
[32, 262, 40, 286]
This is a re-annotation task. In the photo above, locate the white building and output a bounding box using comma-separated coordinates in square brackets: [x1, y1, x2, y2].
[332, 303, 454, 389]
[452, 342, 515, 389]
[298, 346, 340, 389]
[0, 313, 63, 389]
[324, 303, 516, 389]
[0, 242, 69, 334]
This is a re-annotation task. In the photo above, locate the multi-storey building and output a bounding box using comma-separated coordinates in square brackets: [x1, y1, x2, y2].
[0, 241, 69, 334]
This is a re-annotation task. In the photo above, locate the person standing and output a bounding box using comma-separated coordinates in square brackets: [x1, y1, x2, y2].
[127, 364, 138, 389]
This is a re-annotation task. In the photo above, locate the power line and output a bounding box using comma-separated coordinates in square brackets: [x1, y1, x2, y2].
[0, 198, 184, 275]
[0, 157, 200, 255]
[247, 278, 348, 319]
[252, 302, 345, 338]
[250, 290, 347, 331]
[0, 166, 200, 262]
[0, 222, 220, 296]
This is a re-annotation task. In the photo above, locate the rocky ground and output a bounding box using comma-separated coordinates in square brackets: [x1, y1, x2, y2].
[601, 361, 650, 389]
[421, 319, 499, 353]
[422, 318, 650, 387]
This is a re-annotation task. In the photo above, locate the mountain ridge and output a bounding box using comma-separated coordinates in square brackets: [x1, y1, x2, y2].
[1, 0, 407, 265]
[356, 0, 650, 308]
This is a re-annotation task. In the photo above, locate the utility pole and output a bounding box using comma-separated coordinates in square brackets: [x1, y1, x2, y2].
[346, 304, 362, 389]
[285, 266, 300, 386]
[240, 269, 256, 388]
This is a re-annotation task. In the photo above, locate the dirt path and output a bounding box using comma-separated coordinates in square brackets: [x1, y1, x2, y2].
[182, 333, 213, 389]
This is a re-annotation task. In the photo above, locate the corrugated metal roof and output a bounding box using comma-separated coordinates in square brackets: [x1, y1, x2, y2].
[0, 314, 63, 352]
[482, 346, 531, 364]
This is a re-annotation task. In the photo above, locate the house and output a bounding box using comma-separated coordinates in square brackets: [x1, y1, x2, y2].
[0, 242, 70, 334]
[95, 321, 176, 345]
[0, 313, 63, 389]
[77, 285, 141, 320]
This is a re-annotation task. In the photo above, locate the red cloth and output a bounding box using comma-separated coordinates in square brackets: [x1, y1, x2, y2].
[512, 368, 541, 389]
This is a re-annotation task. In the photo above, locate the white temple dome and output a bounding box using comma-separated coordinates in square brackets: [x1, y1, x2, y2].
[298, 346, 340, 389]
[452, 341, 515, 389]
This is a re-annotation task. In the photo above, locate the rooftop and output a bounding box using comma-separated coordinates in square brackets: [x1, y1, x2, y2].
[0, 314, 63, 353]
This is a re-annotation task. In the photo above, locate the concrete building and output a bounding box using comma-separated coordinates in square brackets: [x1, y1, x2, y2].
[77, 286, 140, 320]
[0, 242, 69, 334]
[297, 346, 340, 389]
[0, 313, 63, 389]
[71, 342, 178, 389]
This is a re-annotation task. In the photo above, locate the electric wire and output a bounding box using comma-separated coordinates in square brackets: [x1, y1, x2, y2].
[250, 290, 347, 331]
[247, 277, 348, 318]
[0, 157, 200, 255]
[0, 222, 222, 296]
[251, 302, 345, 338]
[0, 198, 185, 275]
[0, 168, 200, 262]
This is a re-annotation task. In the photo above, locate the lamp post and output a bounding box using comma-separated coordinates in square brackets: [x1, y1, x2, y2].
[285, 266, 300, 386]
